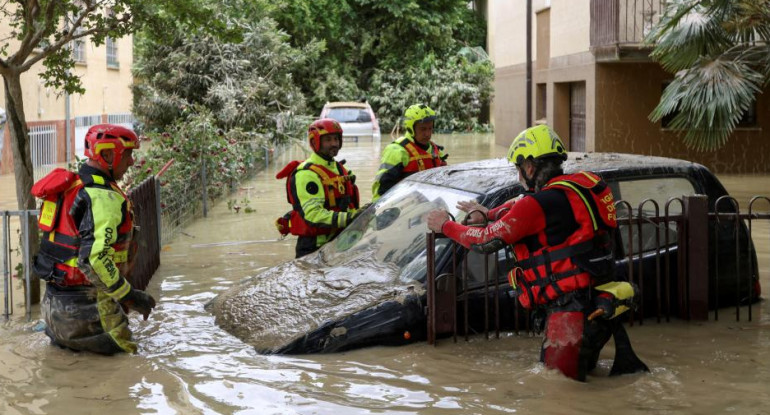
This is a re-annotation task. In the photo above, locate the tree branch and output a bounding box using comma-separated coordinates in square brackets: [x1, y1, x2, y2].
[17, 1, 130, 72]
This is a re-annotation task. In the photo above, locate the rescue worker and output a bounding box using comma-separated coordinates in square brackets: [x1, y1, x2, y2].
[426, 125, 648, 382]
[31, 124, 156, 355]
[275, 118, 361, 258]
[372, 104, 447, 201]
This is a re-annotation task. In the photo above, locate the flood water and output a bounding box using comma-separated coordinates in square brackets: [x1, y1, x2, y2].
[2, 133, 770, 414]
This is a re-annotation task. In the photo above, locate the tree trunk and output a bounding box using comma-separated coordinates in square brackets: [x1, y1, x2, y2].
[3, 73, 41, 304]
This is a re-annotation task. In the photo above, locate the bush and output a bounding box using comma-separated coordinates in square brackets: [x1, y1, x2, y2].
[368, 50, 494, 134]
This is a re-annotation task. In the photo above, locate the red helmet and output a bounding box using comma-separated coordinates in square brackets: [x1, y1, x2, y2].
[308, 118, 343, 153]
[84, 124, 139, 173]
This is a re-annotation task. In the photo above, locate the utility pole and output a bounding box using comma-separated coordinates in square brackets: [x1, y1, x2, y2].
[526, 0, 533, 127]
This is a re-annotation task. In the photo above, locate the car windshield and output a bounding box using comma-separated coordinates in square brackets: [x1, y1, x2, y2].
[320, 181, 480, 283]
[326, 108, 371, 123]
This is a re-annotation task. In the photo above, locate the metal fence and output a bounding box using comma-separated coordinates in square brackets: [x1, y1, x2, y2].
[425, 194, 770, 346]
[126, 176, 161, 291]
[157, 140, 287, 245]
[1, 210, 38, 321]
[2, 176, 162, 321]
[108, 113, 134, 125]
[29, 124, 58, 182]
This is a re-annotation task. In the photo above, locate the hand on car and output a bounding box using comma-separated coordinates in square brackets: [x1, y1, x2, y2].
[457, 200, 488, 224]
[426, 209, 450, 233]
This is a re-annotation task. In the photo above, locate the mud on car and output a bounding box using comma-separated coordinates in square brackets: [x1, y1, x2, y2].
[210, 153, 761, 354]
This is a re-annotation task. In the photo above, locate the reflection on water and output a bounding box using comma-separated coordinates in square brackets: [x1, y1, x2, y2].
[1, 135, 769, 414]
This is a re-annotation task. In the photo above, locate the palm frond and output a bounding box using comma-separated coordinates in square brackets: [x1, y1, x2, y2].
[649, 58, 762, 151]
[648, 0, 733, 72]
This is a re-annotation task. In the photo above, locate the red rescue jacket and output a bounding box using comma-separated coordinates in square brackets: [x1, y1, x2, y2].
[508, 171, 617, 309]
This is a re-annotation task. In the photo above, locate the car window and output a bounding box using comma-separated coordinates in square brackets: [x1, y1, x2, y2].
[321, 181, 480, 283]
[327, 108, 371, 123]
[613, 177, 697, 254]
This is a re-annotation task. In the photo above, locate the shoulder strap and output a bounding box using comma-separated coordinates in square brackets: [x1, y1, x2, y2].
[80, 173, 112, 190]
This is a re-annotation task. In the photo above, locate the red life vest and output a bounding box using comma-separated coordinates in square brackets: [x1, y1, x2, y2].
[399, 138, 446, 174]
[32, 168, 134, 286]
[508, 171, 617, 309]
[275, 160, 359, 237]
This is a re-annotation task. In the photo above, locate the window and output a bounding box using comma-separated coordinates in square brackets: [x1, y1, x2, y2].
[569, 82, 586, 152]
[536, 83, 547, 121]
[326, 108, 371, 123]
[72, 29, 86, 64]
[106, 36, 119, 68]
[613, 177, 697, 254]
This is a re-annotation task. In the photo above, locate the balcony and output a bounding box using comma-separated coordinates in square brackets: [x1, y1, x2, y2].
[590, 0, 666, 62]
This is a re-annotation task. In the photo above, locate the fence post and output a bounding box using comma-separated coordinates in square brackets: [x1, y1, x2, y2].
[3, 212, 10, 320]
[202, 158, 209, 218]
[426, 232, 436, 345]
[155, 178, 163, 247]
[683, 195, 709, 320]
[23, 210, 32, 321]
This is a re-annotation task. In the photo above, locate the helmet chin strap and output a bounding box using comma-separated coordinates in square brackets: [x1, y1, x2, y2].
[520, 165, 538, 191]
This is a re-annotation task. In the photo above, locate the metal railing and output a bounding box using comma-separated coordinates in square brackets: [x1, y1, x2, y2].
[108, 113, 134, 125]
[1, 210, 38, 321]
[590, 0, 667, 59]
[425, 194, 769, 346]
[157, 140, 287, 245]
[126, 176, 161, 291]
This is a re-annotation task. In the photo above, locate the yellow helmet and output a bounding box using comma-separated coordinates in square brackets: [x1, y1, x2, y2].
[506, 125, 567, 165]
[403, 104, 436, 136]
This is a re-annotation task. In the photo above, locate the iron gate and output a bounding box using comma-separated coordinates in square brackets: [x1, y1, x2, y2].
[426, 195, 770, 345]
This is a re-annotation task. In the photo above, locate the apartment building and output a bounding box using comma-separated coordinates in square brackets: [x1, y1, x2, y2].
[488, 0, 769, 173]
[0, 28, 134, 176]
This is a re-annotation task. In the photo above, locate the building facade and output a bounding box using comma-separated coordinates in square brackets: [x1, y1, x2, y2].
[488, 0, 769, 174]
[0, 26, 134, 176]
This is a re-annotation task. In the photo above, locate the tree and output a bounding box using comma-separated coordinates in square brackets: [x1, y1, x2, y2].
[647, 0, 770, 151]
[267, 0, 487, 112]
[1, 1, 143, 301]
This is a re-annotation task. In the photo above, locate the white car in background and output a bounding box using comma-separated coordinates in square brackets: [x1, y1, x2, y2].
[320, 101, 380, 142]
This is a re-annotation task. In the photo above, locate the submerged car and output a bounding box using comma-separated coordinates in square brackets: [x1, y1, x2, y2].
[210, 153, 761, 354]
[320, 101, 381, 141]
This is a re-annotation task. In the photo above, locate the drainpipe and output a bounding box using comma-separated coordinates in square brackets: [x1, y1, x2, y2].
[526, 0, 533, 127]
[65, 91, 71, 162]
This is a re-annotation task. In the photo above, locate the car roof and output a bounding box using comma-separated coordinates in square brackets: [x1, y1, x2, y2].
[325, 102, 368, 108]
[407, 152, 704, 196]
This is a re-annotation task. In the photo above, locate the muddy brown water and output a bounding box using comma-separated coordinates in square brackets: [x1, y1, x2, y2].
[1, 134, 769, 414]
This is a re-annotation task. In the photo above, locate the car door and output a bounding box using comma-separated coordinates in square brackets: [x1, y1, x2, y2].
[609, 175, 698, 319]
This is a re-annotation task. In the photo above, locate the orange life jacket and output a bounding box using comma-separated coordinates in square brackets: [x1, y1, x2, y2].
[400, 139, 446, 174]
[275, 160, 359, 237]
[32, 168, 133, 286]
[508, 171, 617, 309]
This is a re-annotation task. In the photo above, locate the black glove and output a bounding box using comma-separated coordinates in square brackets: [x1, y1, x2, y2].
[121, 288, 157, 320]
[589, 292, 615, 321]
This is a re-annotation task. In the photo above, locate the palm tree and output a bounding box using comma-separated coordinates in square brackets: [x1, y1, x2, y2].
[647, 0, 770, 151]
